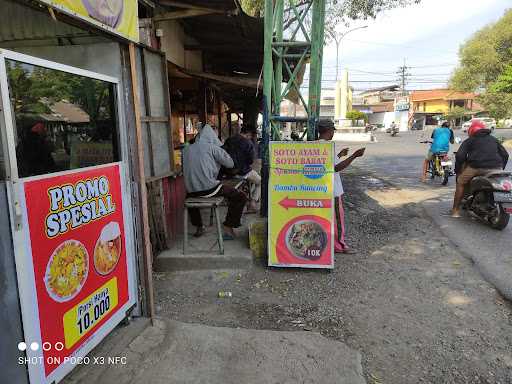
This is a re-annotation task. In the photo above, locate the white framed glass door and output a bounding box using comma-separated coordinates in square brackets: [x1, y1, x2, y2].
[0, 49, 137, 384]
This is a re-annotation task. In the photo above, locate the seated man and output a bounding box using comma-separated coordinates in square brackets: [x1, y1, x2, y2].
[421, 121, 455, 182]
[450, 120, 509, 217]
[223, 125, 261, 213]
[183, 124, 247, 239]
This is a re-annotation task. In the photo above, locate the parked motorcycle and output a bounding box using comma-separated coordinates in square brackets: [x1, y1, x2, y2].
[421, 141, 454, 185]
[462, 170, 512, 230]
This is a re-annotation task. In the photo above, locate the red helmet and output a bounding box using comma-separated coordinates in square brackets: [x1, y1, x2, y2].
[468, 120, 486, 137]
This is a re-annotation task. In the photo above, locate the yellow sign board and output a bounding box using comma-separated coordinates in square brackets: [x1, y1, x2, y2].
[268, 142, 334, 269]
[63, 277, 119, 349]
[39, 0, 139, 42]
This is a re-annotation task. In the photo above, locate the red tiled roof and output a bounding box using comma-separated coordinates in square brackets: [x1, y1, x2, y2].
[410, 89, 477, 102]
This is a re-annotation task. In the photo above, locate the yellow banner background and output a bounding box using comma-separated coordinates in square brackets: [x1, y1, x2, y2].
[268, 142, 334, 268]
[39, 0, 139, 42]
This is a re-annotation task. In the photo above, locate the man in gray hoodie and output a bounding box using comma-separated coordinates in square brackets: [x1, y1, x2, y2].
[183, 125, 247, 239]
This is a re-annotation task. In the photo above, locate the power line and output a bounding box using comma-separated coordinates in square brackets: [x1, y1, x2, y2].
[408, 63, 457, 68]
[341, 38, 459, 56]
[304, 79, 448, 84]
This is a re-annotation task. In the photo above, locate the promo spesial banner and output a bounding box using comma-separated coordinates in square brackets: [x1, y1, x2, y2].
[23, 164, 130, 378]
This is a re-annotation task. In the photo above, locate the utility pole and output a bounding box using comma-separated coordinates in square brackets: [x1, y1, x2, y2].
[397, 59, 410, 96]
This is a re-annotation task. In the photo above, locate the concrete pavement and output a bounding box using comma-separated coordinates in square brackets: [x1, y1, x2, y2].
[63, 318, 366, 384]
[346, 130, 512, 301]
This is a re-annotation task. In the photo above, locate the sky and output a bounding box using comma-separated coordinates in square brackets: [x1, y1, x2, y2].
[318, 0, 509, 92]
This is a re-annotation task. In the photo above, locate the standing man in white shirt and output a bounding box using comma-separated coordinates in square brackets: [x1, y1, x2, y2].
[318, 120, 365, 254]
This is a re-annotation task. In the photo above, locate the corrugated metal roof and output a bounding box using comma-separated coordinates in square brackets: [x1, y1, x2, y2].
[0, 0, 91, 43]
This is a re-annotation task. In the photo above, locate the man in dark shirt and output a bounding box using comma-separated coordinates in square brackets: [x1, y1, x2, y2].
[223, 125, 261, 212]
[450, 120, 509, 217]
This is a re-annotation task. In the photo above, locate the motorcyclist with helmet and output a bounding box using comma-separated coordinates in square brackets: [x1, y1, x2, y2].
[450, 120, 509, 217]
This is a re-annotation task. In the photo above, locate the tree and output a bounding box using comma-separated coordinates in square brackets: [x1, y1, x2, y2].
[346, 110, 367, 124]
[478, 92, 512, 120]
[443, 106, 468, 127]
[240, 0, 421, 41]
[451, 9, 512, 91]
[451, 9, 512, 119]
[5, 61, 113, 136]
[491, 64, 512, 94]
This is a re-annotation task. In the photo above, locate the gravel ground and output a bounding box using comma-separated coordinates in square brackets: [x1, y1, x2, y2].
[154, 169, 512, 384]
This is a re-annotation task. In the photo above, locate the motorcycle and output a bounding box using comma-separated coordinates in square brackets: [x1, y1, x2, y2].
[421, 141, 454, 185]
[462, 170, 512, 230]
[365, 124, 377, 133]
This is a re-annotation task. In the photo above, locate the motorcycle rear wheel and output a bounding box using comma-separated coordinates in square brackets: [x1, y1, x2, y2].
[442, 172, 449, 186]
[489, 204, 510, 230]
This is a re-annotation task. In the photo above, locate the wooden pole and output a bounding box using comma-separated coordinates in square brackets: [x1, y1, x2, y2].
[228, 112, 232, 136]
[217, 92, 222, 139]
[128, 43, 155, 322]
[198, 81, 207, 126]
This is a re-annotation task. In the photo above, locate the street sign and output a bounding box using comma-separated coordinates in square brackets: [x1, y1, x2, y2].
[268, 142, 334, 269]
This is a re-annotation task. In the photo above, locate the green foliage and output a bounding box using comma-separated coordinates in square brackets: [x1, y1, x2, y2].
[240, 0, 264, 17]
[451, 9, 512, 119]
[6, 62, 50, 114]
[491, 64, 512, 94]
[451, 9, 512, 91]
[346, 110, 367, 123]
[6, 60, 111, 125]
[240, 0, 422, 38]
[443, 106, 468, 122]
[477, 92, 512, 120]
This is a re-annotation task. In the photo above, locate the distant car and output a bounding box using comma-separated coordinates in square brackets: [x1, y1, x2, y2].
[502, 119, 512, 129]
[462, 117, 496, 132]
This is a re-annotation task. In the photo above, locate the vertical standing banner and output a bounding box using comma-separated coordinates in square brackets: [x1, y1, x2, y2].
[21, 163, 134, 383]
[269, 142, 334, 269]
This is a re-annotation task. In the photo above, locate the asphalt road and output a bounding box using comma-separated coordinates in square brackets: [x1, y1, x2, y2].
[341, 129, 512, 301]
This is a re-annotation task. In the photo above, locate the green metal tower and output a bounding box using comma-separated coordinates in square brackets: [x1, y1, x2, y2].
[261, 0, 326, 215]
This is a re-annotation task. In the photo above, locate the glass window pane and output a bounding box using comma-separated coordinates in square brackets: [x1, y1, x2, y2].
[143, 51, 166, 117]
[149, 122, 171, 176]
[5, 59, 119, 178]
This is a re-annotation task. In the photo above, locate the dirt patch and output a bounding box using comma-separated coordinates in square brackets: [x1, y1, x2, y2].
[154, 172, 512, 384]
[366, 188, 441, 208]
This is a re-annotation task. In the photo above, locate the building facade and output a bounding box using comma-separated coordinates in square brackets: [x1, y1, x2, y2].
[410, 89, 483, 129]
